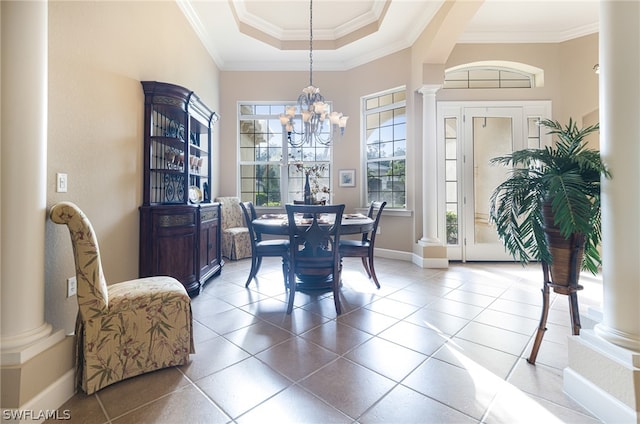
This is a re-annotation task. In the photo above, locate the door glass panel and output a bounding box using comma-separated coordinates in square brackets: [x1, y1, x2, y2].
[528, 117, 542, 148]
[473, 117, 512, 244]
[444, 117, 459, 246]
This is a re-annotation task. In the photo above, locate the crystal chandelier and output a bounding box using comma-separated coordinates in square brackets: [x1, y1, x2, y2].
[279, 0, 348, 147]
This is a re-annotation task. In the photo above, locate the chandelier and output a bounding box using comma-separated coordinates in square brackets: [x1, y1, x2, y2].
[279, 0, 348, 147]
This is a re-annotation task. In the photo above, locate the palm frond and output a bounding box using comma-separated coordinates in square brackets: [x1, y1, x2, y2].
[489, 118, 610, 274]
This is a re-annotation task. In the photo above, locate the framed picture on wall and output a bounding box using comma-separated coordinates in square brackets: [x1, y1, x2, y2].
[339, 169, 356, 187]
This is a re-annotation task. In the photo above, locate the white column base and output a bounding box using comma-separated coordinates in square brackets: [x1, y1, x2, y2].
[595, 323, 640, 352]
[412, 253, 449, 269]
[564, 330, 640, 424]
[1, 329, 65, 366]
[417, 237, 441, 246]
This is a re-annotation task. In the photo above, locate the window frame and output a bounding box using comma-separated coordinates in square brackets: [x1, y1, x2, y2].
[237, 102, 333, 208]
[362, 87, 407, 209]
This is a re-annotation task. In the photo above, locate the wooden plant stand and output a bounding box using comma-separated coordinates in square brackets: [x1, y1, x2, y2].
[527, 251, 584, 365]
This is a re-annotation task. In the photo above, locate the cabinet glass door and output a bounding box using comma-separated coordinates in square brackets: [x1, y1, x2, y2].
[150, 106, 186, 204]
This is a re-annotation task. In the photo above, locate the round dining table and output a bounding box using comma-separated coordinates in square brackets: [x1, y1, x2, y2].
[252, 213, 374, 290]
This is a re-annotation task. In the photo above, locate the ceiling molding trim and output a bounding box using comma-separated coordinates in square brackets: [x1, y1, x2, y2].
[177, 0, 225, 68]
[220, 38, 410, 72]
[230, 0, 391, 45]
[458, 22, 599, 44]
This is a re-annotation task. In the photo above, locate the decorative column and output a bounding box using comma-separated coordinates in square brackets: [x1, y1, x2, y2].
[1, 1, 63, 365]
[415, 85, 448, 269]
[417, 85, 441, 246]
[563, 1, 640, 422]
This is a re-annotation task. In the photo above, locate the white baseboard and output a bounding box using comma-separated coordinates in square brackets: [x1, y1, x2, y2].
[371, 247, 449, 269]
[4, 369, 76, 423]
[564, 367, 638, 424]
[373, 247, 413, 261]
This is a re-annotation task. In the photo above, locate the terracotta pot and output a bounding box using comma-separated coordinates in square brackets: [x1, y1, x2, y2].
[542, 202, 585, 292]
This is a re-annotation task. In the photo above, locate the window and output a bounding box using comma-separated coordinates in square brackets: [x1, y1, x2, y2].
[444, 65, 537, 89]
[444, 117, 459, 245]
[364, 89, 406, 208]
[239, 103, 331, 206]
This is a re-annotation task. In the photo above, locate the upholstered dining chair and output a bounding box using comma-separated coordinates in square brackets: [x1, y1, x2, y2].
[339, 201, 387, 288]
[50, 201, 194, 395]
[240, 201, 289, 288]
[285, 203, 345, 314]
[215, 196, 252, 260]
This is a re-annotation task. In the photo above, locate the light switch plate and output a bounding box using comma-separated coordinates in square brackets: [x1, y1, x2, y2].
[56, 173, 68, 193]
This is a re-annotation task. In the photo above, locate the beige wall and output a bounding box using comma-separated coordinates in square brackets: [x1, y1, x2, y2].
[442, 33, 599, 123]
[46, 1, 221, 334]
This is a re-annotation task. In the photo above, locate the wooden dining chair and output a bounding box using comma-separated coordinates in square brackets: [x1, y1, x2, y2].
[285, 203, 345, 314]
[339, 201, 387, 288]
[240, 201, 290, 288]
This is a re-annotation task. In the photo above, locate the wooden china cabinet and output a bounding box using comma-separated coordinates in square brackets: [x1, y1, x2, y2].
[138, 81, 223, 296]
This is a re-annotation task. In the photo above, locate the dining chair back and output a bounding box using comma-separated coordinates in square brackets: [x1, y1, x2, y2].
[240, 201, 289, 288]
[285, 203, 345, 314]
[339, 201, 387, 288]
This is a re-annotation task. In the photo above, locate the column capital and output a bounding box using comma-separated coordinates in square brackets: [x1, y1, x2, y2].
[417, 84, 442, 96]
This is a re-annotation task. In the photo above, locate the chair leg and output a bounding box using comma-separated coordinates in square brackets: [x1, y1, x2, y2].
[281, 257, 288, 290]
[367, 255, 381, 289]
[333, 264, 342, 315]
[286, 265, 296, 314]
[360, 257, 372, 278]
[244, 258, 259, 288]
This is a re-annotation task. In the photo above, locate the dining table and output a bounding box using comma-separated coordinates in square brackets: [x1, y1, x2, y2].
[252, 212, 374, 290]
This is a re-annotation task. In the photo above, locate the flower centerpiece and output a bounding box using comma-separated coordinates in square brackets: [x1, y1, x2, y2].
[294, 162, 330, 204]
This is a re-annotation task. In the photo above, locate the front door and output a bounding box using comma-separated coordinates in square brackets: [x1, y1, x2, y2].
[462, 108, 523, 260]
[441, 102, 551, 262]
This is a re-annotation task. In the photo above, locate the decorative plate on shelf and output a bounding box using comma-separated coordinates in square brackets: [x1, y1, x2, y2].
[188, 186, 202, 204]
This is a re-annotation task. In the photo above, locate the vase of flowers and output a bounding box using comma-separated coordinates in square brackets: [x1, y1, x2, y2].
[294, 162, 330, 204]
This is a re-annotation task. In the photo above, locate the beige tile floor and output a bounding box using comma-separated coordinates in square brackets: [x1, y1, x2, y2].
[50, 258, 604, 423]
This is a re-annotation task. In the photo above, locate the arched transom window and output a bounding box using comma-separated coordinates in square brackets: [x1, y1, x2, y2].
[444, 61, 543, 89]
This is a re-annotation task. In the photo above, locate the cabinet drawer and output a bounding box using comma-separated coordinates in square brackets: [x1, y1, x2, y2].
[156, 212, 196, 228]
[200, 208, 218, 223]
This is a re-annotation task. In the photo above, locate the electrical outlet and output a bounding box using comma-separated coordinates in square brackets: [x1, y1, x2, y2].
[67, 276, 77, 297]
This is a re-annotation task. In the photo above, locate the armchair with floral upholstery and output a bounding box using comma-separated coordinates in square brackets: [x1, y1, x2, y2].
[214, 196, 252, 260]
[50, 201, 194, 394]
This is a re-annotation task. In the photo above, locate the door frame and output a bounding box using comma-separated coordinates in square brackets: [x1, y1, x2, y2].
[437, 101, 552, 262]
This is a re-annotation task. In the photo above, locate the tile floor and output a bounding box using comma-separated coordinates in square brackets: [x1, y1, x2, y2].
[50, 257, 604, 423]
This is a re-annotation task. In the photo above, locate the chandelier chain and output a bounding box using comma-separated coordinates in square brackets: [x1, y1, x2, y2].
[309, 0, 313, 87]
[279, 0, 347, 147]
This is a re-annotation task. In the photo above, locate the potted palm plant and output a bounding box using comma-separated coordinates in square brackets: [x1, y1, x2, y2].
[489, 118, 611, 289]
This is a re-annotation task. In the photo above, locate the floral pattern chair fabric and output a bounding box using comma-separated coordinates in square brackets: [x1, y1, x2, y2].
[215, 196, 252, 260]
[50, 202, 194, 395]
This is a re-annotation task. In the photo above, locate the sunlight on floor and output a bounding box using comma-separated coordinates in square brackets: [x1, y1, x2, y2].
[445, 339, 568, 424]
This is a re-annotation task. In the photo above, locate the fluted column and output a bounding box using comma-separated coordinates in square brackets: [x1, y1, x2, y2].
[417, 85, 441, 245]
[1, 0, 62, 365]
[563, 2, 640, 422]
